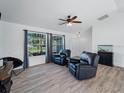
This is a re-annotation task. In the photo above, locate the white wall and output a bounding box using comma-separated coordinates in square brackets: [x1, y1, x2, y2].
[80, 27, 92, 52]
[69, 27, 92, 56]
[0, 21, 72, 66]
[0, 21, 92, 66]
[92, 12, 124, 67]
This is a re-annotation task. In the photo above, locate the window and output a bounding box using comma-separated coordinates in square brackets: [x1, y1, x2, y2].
[28, 32, 46, 56]
[52, 35, 65, 54]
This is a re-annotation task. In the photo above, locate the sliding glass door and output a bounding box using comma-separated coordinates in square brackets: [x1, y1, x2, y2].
[52, 35, 65, 55]
[28, 32, 47, 66]
[27, 32, 65, 66]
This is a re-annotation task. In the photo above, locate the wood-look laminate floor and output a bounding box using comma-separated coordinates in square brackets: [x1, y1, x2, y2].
[11, 63, 124, 93]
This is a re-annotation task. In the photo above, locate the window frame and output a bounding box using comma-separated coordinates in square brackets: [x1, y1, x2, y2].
[28, 32, 47, 57]
[52, 34, 65, 54]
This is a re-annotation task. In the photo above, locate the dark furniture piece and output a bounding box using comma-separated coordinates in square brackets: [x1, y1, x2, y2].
[68, 52, 100, 80]
[0, 12, 1, 20]
[98, 52, 113, 66]
[52, 49, 71, 66]
[0, 57, 23, 76]
[0, 61, 13, 93]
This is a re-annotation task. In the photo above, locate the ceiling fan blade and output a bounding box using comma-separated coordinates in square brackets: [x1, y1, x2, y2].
[59, 22, 67, 25]
[70, 16, 77, 21]
[72, 21, 82, 23]
[59, 19, 67, 21]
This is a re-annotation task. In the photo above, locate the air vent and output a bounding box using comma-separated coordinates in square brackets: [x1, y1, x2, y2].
[98, 14, 109, 21]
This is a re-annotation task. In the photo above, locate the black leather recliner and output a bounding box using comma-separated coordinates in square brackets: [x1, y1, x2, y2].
[68, 51, 100, 80]
[52, 49, 71, 65]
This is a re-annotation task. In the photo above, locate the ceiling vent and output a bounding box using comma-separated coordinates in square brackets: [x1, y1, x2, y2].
[98, 14, 109, 21]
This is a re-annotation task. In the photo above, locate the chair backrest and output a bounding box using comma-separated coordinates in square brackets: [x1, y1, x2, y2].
[0, 57, 23, 68]
[59, 49, 71, 58]
[93, 55, 100, 67]
[80, 52, 99, 67]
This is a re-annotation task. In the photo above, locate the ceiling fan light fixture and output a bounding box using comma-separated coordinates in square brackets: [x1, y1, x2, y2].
[67, 22, 72, 26]
[59, 15, 82, 26]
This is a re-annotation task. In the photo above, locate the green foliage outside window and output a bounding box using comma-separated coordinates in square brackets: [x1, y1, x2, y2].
[28, 32, 46, 57]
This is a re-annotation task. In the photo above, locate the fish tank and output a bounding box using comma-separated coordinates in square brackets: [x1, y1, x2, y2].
[97, 45, 113, 52]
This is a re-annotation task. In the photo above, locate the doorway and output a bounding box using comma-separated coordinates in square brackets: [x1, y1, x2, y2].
[27, 31, 47, 66]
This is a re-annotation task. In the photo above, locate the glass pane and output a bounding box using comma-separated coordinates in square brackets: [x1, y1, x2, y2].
[28, 32, 46, 57]
[52, 35, 64, 54]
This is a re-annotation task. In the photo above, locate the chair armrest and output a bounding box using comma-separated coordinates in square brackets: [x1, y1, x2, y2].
[53, 54, 66, 57]
[80, 65, 96, 69]
[75, 63, 96, 71]
[75, 63, 89, 66]
[60, 55, 66, 58]
[77, 65, 96, 75]
[76, 63, 96, 68]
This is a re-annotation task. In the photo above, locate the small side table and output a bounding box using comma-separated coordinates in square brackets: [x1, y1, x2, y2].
[67, 56, 80, 67]
[71, 56, 80, 60]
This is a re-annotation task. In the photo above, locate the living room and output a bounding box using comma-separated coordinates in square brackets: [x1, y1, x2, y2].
[0, 0, 124, 93]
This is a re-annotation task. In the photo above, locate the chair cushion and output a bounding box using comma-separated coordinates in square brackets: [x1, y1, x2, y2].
[80, 53, 90, 64]
[84, 52, 96, 65]
[80, 52, 96, 65]
[59, 49, 71, 58]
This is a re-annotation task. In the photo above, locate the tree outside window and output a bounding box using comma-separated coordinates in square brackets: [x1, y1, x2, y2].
[28, 32, 46, 57]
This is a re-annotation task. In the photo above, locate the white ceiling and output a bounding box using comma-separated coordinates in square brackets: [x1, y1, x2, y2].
[114, 0, 124, 12]
[0, 0, 117, 33]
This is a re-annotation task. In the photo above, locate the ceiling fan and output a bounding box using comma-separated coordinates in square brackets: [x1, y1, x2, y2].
[59, 15, 82, 26]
